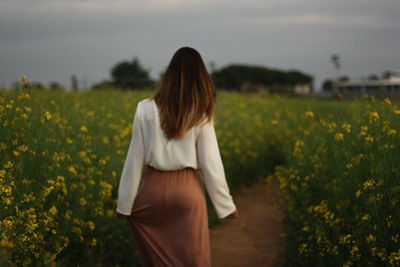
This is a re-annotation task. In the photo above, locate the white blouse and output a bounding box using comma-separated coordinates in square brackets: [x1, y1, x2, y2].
[116, 98, 237, 219]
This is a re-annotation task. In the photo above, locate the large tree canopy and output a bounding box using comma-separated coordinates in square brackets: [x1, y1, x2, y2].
[211, 64, 313, 92]
[111, 57, 154, 90]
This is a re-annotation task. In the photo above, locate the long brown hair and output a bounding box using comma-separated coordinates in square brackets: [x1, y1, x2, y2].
[152, 47, 217, 140]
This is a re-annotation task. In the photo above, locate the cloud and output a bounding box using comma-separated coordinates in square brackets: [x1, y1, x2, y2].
[0, 0, 399, 89]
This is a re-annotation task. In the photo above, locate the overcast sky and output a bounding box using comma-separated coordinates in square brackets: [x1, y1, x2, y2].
[1, 0, 399, 91]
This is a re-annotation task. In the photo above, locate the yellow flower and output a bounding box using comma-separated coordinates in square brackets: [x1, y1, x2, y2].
[80, 198, 87, 206]
[0, 239, 14, 249]
[305, 111, 314, 118]
[71, 226, 82, 235]
[49, 206, 58, 216]
[18, 92, 30, 99]
[361, 214, 371, 221]
[87, 221, 95, 230]
[20, 113, 29, 119]
[365, 135, 374, 144]
[4, 161, 13, 169]
[17, 145, 29, 152]
[19, 75, 29, 86]
[327, 122, 337, 132]
[366, 234, 376, 243]
[298, 243, 309, 255]
[341, 123, 351, 133]
[387, 129, 397, 136]
[99, 181, 113, 198]
[355, 190, 362, 197]
[383, 97, 391, 105]
[80, 126, 88, 132]
[67, 165, 78, 176]
[394, 109, 400, 115]
[350, 245, 360, 259]
[389, 249, 400, 265]
[294, 140, 304, 150]
[44, 111, 52, 120]
[101, 136, 110, 145]
[334, 133, 344, 141]
[369, 111, 379, 121]
[90, 238, 97, 247]
[339, 234, 352, 245]
[66, 137, 74, 144]
[363, 179, 376, 190]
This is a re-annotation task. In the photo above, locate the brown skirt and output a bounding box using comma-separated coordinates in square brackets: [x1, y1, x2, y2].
[127, 165, 211, 267]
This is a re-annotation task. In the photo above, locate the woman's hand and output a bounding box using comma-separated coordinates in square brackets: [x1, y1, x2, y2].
[115, 211, 128, 220]
[226, 208, 238, 219]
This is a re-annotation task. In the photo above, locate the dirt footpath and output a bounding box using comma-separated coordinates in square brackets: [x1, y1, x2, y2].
[209, 178, 286, 267]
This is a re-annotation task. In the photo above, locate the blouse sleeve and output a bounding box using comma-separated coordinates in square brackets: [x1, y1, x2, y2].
[196, 119, 237, 219]
[116, 101, 145, 215]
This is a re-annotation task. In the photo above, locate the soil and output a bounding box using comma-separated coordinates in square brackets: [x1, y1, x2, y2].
[209, 178, 286, 267]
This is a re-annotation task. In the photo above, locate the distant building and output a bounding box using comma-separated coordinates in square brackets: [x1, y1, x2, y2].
[334, 70, 400, 99]
[293, 83, 313, 95]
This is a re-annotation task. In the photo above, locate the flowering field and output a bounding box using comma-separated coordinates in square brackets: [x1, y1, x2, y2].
[1, 81, 399, 266]
[0, 83, 280, 266]
[265, 96, 400, 266]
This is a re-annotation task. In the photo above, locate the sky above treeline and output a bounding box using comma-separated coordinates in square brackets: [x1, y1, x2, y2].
[0, 0, 399, 91]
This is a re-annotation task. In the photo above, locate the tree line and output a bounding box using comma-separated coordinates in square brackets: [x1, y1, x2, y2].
[92, 57, 313, 93]
[211, 64, 312, 93]
[12, 57, 313, 93]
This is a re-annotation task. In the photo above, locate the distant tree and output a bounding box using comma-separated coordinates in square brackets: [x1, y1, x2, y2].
[286, 70, 313, 85]
[49, 82, 65, 91]
[71, 75, 79, 91]
[368, 74, 379, 80]
[91, 80, 115, 90]
[111, 57, 154, 90]
[338, 75, 350, 81]
[211, 64, 313, 93]
[322, 79, 333, 91]
[382, 71, 392, 79]
[31, 82, 46, 90]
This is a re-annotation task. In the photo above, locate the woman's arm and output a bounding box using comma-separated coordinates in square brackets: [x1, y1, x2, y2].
[196, 119, 237, 219]
[116, 101, 145, 216]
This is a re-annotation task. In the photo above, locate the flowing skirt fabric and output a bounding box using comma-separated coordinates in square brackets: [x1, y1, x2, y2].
[127, 165, 211, 267]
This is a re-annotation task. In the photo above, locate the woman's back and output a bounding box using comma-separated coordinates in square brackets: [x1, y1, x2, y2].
[140, 97, 200, 171]
[117, 96, 236, 219]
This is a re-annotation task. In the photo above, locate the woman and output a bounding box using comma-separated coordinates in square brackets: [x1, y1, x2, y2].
[115, 46, 238, 267]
